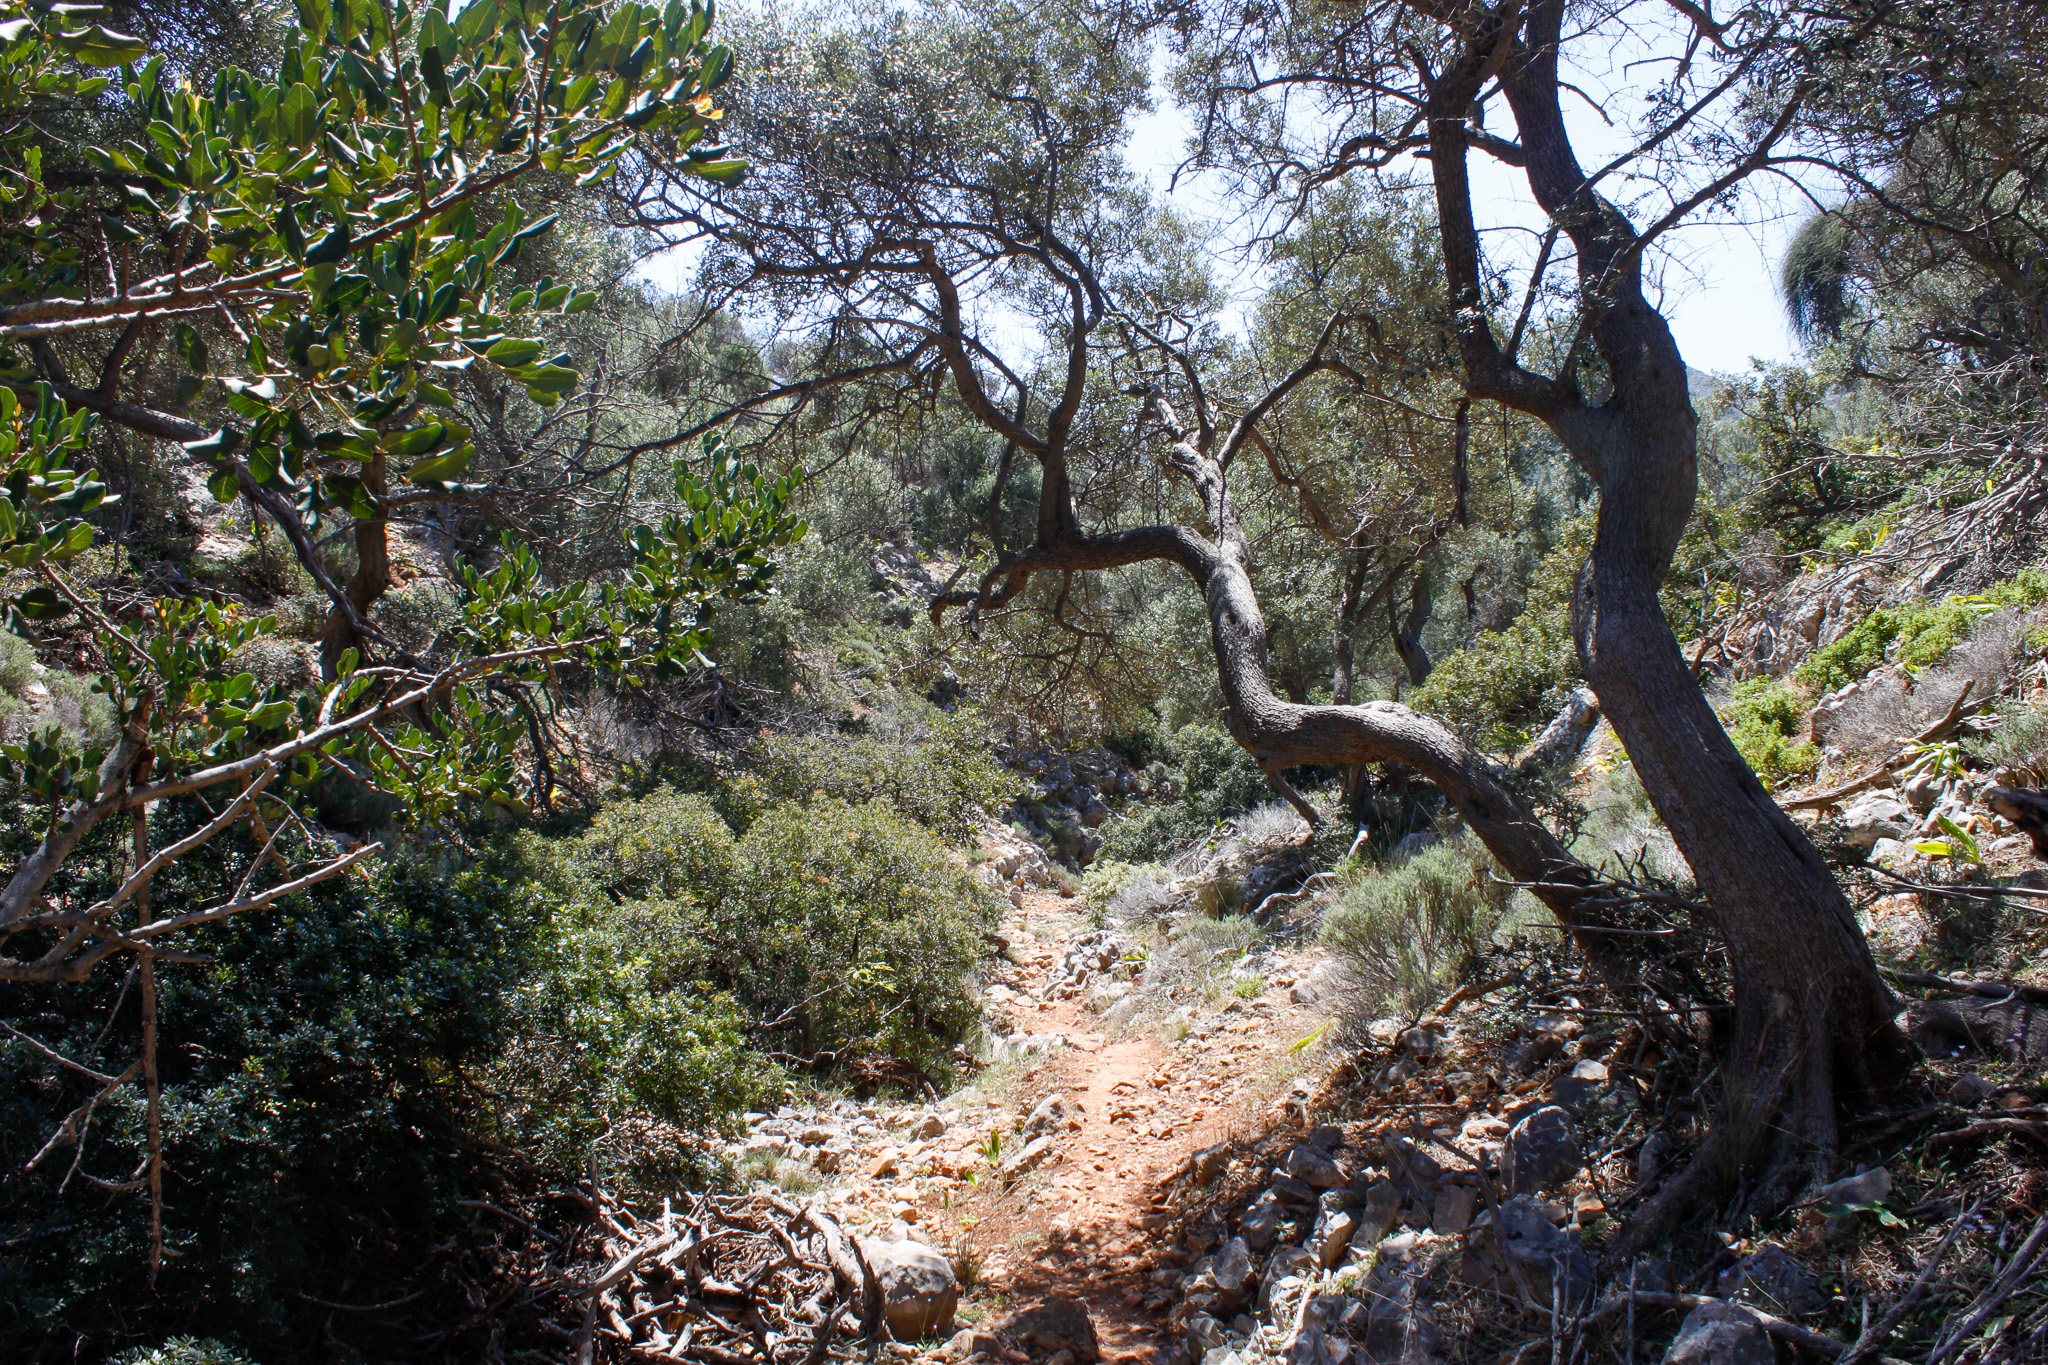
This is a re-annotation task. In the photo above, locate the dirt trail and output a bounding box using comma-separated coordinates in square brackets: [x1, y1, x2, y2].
[930, 889, 1332, 1363]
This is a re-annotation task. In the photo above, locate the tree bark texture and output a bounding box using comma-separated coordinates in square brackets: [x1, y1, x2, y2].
[1415, 0, 1908, 1220]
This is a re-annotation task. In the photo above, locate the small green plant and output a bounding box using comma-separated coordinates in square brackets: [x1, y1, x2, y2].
[116, 1341, 259, 1365]
[1232, 975, 1265, 999]
[1721, 677, 1821, 789]
[979, 1127, 1003, 1171]
[1913, 814, 1984, 867]
[1897, 739, 1968, 785]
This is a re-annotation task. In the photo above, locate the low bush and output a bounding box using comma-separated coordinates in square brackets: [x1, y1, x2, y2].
[1319, 834, 1510, 1019]
[544, 787, 998, 1082]
[745, 703, 1013, 840]
[1967, 701, 2048, 781]
[1082, 858, 1175, 924]
[723, 798, 995, 1073]
[1721, 677, 1821, 789]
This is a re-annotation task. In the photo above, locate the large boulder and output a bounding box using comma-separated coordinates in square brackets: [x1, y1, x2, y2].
[1899, 997, 2048, 1065]
[997, 1297, 1099, 1363]
[1503, 1106, 1583, 1194]
[859, 1234, 960, 1341]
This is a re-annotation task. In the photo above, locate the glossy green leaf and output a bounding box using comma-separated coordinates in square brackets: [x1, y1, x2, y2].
[407, 442, 474, 483]
[484, 337, 542, 366]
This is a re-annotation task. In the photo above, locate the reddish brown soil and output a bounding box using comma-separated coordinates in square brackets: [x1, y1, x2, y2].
[924, 891, 1331, 1363]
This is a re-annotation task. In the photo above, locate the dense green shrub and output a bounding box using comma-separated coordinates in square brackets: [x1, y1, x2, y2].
[745, 705, 1013, 839]
[1721, 677, 1821, 788]
[1798, 568, 2048, 691]
[725, 798, 994, 1071]
[0, 821, 541, 1360]
[548, 787, 997, 1080]
[1319, 835, 1509, 1016]
[485, 885, 770, 1180]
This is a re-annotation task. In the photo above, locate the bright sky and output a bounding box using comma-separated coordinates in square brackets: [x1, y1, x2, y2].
[1116, 34, 1807, 379]
[640, 22, 1813, 379]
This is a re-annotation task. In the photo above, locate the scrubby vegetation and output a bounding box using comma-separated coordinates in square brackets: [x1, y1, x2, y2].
[1319, 835, 1511, 1018]
[1721, 677, 1822, 788]
[1799, 570, 2048, 692]
[4, 0, 2047, 1358]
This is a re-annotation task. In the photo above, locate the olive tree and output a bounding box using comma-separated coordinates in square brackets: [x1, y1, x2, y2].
[641, 0, 1911, 1242]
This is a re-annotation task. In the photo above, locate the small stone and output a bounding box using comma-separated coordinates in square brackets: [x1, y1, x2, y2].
[1948, 1073, 1995, 1106]
[1716, 1245, 1823, 1317]
[1211, 1236, 1255, 1302]
[1816, 1167, 1891, 1207]
[1238, 1190, 1282, 1251]
[1552, 1058, 1610, 1108]
[870, 1153, 901, 1179]
[1312, 1207, 1360, 1268]
[1285, 1144, 1349, 1189]
[1001, 1136, 1057, 1180]
[1837, 793, 1912, 850]
[940, 1329, 1003, 1361]
[912, 1114, 947, 1141]
[1431, 1186, 1477, 1235]
[1190, 1144, 1231, 1185]
[1662, 1301, 1774, 1365]
[1356, 1179, 1400, 1241]
[997, 1298, 1100, 1363]
[799, 1127, 836, 1146]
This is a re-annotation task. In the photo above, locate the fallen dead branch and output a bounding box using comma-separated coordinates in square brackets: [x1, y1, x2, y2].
[1883, 969, 2048, 1007]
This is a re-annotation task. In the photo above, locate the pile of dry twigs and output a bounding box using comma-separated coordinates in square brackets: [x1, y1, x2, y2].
[546, 1185, 887, 1365]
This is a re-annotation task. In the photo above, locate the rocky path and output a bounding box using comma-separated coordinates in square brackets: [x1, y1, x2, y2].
[927, 889, 1335, 1364]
